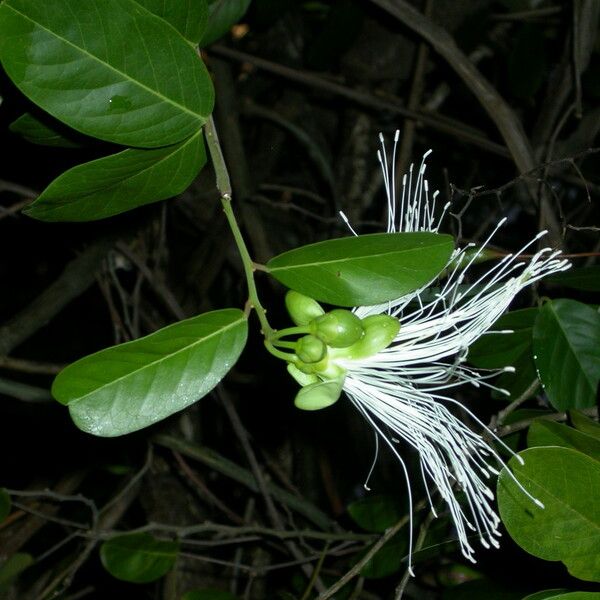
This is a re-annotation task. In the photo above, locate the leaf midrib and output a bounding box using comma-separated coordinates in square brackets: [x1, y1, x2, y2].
[68, 314, 245, 405]
[6, 2, 204, 122]
[514, 462, 600, 532]
[268, 239, 451, 272]
[45, 129, 201, 205]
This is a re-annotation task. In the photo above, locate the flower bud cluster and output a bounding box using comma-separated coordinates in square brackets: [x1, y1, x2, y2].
[281, 291, 400, 410]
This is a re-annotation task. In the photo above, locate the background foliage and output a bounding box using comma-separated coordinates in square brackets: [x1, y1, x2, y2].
[0, 0, 599, 599]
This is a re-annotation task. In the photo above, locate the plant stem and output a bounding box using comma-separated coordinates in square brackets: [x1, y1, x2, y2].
[273, 341, 297, 351]
[264, 341, 295, 362]
[204, 117, 274, 338]
[272, 325, 310, 340]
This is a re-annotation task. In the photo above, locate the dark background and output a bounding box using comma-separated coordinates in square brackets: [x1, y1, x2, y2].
[0, 1, 598, 598]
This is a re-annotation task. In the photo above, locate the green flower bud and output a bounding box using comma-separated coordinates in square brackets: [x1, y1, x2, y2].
[294, 356, 346, 380]
[310, 309, 364, 347]
[340, 314, 400, 360]
[295, 334, 327, 364]
[287, 363, 319, 387]
[293, 354, 329, 375]
[285, 290, 325, 326]
[294, 377, 344, 411]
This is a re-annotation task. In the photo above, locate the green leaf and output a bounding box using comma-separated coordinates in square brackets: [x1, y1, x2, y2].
[359, 534, 406, 579]
[9, 112, 82, 147]
[548, 266, 600, 292]
[497, 446, 600, 582]
[100, 533, 179, 583]
[25, 130, 205, 221]
[548, 595, 600, 600]
[182, 591, 241, 600]
[469, 307, 538, 400]
[469, 308, 537, 369]
[520, 590, 567, 600]
[527, 420, 600, 462]
[0, 489, 10, 523]
[0, 0, 214, 148]
[199, 0, 251, 47]
[523, 593, 599, 600]
[267, 232, 454, 307]
[533, 299, 600, 411]
[494, 354, 538, 401]
[53, 309, 248, 437]
[347, 495, 403, 533]
[570, 410, 600, 440]
[0, 553, 33, 592]
[134, 0, 209, 44]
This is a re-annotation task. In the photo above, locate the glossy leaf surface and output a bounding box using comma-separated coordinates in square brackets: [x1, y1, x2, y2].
[497, 447, 600, 582]
[0, 0, 214, 147]
[53, 309, 247, 437]
[267, 232, 454, 307]
[570, 410, 600, 439]
[199, 0, 251, 46]
[134, 0, 209, 43]
[25, 131, 205, 221]
[100, 533, 178, 583]
[521, 590, 568, 600]
[527, 420, 600, 461]
[533, 299, 600, 410]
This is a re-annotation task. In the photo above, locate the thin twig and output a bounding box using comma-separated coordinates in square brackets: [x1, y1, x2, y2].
[173, 450, 245, 524]
[204, 115, 274, 337]
[153, 433, 335, 530]
[394, 511, 435, 599]
[0, 238, 113, 356]
[493, 379, 540, 428]
[0, 356, 64, 375]
[7, 489, 98, 529]
[115, 242, 187, 320]
[210, 45, 510, 158]
[317, 499, 427, 599]
[94, 521, 373, 543]
[219, 387, 328, 593]
[369, 0, 534, 173]
[496, 406, 598, 437]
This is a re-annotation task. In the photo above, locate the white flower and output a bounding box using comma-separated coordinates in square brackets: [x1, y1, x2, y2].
[338, 131, 570, 574]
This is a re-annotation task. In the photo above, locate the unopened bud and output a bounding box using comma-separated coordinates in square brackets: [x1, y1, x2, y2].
[341, 314, 400, 359]
[310, 309, 364, 347]
[295, 335, 327, 364]
[285, 290, 324, 326]
[294, 377, 344, 411]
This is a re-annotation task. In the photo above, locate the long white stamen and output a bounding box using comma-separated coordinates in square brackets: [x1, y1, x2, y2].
[363, 432, 379, 491]
[339, 210, 359, 236]
[339, 134, 569, 572]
